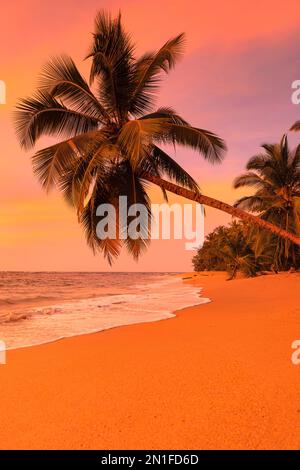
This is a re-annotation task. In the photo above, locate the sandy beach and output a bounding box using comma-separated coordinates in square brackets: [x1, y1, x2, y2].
[0, 272, 300, 449]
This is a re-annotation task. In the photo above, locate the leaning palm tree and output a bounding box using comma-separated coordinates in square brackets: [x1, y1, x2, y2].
[14, 11, 300, 263]
[234, 135, 300, 270]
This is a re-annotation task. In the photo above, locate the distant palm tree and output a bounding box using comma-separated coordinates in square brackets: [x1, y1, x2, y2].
[234, 135, 300, 270]
[217, 223, 259, 279]
[14, 11, 300, 263]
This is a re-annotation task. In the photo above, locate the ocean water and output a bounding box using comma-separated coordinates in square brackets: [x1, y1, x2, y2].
[0, 272, 209, 350]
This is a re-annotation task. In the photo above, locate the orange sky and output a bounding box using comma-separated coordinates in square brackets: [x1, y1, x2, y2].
[1, 0, 300, 271]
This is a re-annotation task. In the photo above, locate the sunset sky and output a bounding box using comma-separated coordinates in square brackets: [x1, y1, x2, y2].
[1, 0, 300, 271]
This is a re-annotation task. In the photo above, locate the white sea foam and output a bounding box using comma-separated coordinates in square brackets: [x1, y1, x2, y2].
[0, 273, 209, 350]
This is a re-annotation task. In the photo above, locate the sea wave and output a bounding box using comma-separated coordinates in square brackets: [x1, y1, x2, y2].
[0, 295, 58, 307]
[0, 274, 210, 350]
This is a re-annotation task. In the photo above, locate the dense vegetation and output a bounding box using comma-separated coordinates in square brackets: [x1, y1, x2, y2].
[193, 136, 300, 279]
[192, 221, 300, 279]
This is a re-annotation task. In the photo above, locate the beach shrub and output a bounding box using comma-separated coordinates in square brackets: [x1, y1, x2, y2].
[192, 221, 271, 279]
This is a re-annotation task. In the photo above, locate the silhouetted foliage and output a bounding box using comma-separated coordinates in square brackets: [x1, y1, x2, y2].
[14, 10, 225, 264]
[193, 221, 272, 279]
[193, 218, 300, 278]
[233, 135, 300, 271]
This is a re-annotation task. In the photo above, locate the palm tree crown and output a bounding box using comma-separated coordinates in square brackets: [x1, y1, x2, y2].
[14, 10, 226, 263]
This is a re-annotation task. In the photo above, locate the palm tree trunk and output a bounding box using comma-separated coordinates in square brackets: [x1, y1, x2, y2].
[144, 174, 300, 247]
[228, 264, 238, 281]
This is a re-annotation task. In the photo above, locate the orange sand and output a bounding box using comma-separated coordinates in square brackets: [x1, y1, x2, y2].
[0, 272, 300, 449]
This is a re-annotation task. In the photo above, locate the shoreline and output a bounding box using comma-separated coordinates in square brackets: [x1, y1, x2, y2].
[0, 272, 299, 449]
[10, 296, 209, 353]
[1, 274, 206, 351]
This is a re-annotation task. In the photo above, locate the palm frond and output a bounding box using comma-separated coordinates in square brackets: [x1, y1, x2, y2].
[151, 146, 199, 191]
[80, 177, 122, 263]
[165, 124, 226, 163]
[141, 108, 225, 163]
[280, 134, 289, 165]
[122, 170, 152, 260]
[246, 153, 272, 171]
[118, 118, 169, 166]
[15, 90, 99, 149]
[32, 141, 79, 191]
[80, 161, 151, 262]
[86, 10, 135, 118]
[290, 120, 300, 131]
[130, 34, 185, 115]
[233, 172, 271, 190]
[140, 107, 189, 125]
[39, 55, 109, 122]
[290, 143, 300, 171]
[32, 130, 106, 190]
[76, 143, 118, 215]
[234, 195, 265, 212]
[58, 155, 92, 206]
